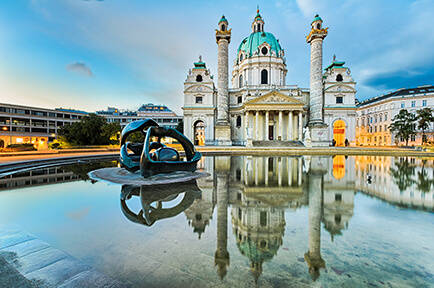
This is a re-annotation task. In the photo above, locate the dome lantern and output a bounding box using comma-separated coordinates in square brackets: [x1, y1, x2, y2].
[251, 7, 264, 33]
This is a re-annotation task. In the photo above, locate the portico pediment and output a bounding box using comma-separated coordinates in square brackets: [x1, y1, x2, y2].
[244, 90, 305, 110]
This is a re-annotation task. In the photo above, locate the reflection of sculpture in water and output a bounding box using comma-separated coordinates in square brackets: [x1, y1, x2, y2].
[119, 119, 202, 177]
[120, 180, 202, 226]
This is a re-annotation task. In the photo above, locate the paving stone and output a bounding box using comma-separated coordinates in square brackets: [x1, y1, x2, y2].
[25, 255, 91, 287]
[59, 268, 126, 288]
[14, 247, 68, 274]
[0, 239, 50, 261]
[0, 230, 36, 250]
[0, 257, 34, 288]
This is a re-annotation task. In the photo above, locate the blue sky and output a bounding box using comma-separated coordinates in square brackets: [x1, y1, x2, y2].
[1, 0, 433, 115]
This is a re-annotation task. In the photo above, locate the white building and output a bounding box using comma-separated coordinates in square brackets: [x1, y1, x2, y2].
[183, 11, 357, 147]
[356, 85, 434, 146]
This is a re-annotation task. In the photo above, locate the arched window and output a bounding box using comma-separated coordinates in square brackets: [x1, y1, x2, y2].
[239, 54, 243, 62]
[261, 69, 268, 84]
[221, 24, 225, 31]
[236, 116, 242, 127]
[316, 23, 321, 29]
[196, 75, 203, 82]
[336, 74, 343, 82]
[261, 47, 268, 55]
[239, 75, 243, 88]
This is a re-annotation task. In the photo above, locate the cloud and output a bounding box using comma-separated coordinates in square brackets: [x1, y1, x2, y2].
[66, 61, 93, 77]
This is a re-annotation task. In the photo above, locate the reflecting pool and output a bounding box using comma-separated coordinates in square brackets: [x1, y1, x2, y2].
[0, 156, 433, 287]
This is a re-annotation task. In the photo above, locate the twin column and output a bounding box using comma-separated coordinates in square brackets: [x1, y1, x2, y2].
[246, 110, 303, 141]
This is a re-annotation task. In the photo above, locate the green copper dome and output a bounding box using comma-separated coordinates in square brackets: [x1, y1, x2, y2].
[312, 14, 322, 23]
[237, 31, 283, 58]
[219, 15, 228, 23]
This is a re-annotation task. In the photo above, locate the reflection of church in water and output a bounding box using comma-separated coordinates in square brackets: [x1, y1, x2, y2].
[183, 155, 356, 282]
[183, 155, 433, 282]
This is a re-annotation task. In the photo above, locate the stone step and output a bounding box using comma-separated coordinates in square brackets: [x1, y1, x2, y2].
[252, 140, 305, 147]
[0, 224, 126, 288]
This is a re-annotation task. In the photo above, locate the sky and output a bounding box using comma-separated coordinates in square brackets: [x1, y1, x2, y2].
[1, 0, 433, 115]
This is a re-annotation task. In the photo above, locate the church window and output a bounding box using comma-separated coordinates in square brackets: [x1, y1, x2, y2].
[261, 47, 268, 55]
[336, 74, 343, 82]
[316, 23, 321, 29]
[237, 96, 242, 104]
[261, 69, 268, 84]
[239, 54, 243, 62]
[221, 24, 226, 31]
[236, 116, 242, 127]
[336, 96, 343, 104]
[195, 96, 203, 104]
[196, 75, 203, 82]
[239, 75, 243, 88]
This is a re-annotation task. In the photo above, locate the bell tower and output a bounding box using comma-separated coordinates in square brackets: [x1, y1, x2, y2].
[215, 15, 232, 145]
[306, 14, 329, 146]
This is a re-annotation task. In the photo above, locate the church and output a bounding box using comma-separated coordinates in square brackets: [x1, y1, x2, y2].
[182, 10, 356, 147]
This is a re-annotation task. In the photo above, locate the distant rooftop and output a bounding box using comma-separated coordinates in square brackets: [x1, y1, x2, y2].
[138, 103, 173, 112]
[55, 108, 89, 114]
[357, 85, 434, 107]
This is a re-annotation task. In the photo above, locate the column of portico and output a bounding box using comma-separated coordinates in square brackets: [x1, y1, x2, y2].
[255, 111, 259, 140]
[298, 112, 303, 140]
[279, 111, 283, 140]
[245, 111, 249, 140]
[265, 111, 269, 140]
[288, 157, 292, 186]
[298, 157, 303, 186]
[265, 157, 269, 185]
[288, 111, 293, 141]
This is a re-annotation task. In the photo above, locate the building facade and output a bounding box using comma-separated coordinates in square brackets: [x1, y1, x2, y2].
[355, 85, 434, 146]
[0, 103, 88, 149]
[0, 102, 182, 149]
[183, 11, 357, 147]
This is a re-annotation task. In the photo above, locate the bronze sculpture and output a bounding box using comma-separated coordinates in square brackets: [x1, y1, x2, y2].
[120, 119, 202, 177]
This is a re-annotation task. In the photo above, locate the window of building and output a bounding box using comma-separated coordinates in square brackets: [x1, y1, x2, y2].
[423, 100, 427, 106]
[237, 96, 242, 104]
[385, 114, 387, 121]
[239, 75, 243, 88]
[379, 125, 382, 132]
[239, 54, 243, 62]
[356, 119, 359, 127]
[384, 125, 387, 131]
[195, 96, 203, 104]
[236, 116, 242, 127]
[261, 47, 268, 55]
[221, 24, 226, 31]
[374, 126, 377, 132]
[379, 114, 382, 122]
[411, 135, 416, 141]
[261, 69, 268, 84]
[362, 118, 365, 126]
[336, 74, 343, 82]
[401, 102, 405, 108]
[375, 115, 377, 122]
[196, 75, 203, 82]
[374, 136, 377, 142]
[336, 96, 343, 104]
[335, 194, 342, 202]
[411, 100, 416, 107]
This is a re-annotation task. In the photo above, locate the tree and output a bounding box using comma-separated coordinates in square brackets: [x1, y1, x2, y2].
[175, 120, 184, 134]
[416, 107, 434, 145]
[389, 157, 415, 193]
[58, 114, 121, 146]
[388, 109, 416, 146]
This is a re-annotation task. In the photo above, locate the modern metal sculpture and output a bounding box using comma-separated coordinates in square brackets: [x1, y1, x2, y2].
[120, 180, 201, 226]
[119, 119, 202, 178]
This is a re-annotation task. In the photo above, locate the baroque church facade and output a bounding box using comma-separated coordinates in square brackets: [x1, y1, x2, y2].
[183, 10, 356, 147]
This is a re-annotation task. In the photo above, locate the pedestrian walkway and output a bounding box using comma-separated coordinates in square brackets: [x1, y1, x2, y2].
[0, 224, 125, 288]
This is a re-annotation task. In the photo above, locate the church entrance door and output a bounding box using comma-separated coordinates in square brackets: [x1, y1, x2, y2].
[268, 126, 274, 140]
[333, 120, 346, 146]
[193, 120, 205, 146]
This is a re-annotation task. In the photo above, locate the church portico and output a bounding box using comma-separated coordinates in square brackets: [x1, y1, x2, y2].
[183, 11, 356, 147]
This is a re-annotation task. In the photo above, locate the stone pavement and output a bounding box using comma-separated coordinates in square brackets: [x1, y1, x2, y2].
[0, 224, 126, 288]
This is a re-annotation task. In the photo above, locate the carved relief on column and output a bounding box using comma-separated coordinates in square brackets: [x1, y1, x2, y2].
[217, 39, 230, 124]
